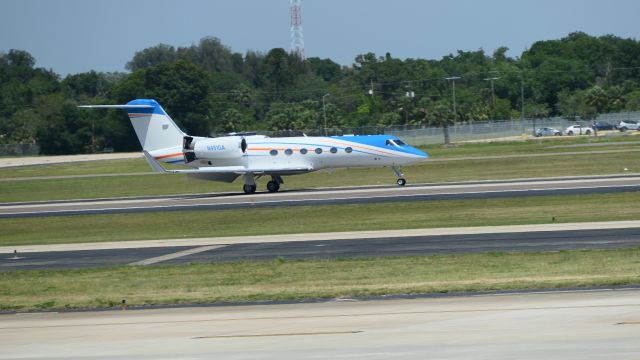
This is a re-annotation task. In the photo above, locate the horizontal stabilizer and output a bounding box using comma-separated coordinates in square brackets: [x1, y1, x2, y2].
[142, 151, 167, 173]
[78, 105, 154, 109]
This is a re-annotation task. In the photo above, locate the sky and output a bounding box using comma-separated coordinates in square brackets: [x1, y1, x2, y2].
[1, 0, 639, 76]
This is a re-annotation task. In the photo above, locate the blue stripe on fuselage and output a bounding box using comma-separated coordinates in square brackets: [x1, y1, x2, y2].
[331, 135, 428, 158]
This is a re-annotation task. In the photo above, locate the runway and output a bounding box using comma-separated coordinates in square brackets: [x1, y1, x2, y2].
[1, 175, 639, 218]
[3, 225, 640, 271]
[1, 288, 638, 359]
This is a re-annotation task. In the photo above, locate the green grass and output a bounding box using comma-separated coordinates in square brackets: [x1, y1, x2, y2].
[0, 158, 150, 179]
[1, 248, 639, 311]
[2, 150, 640, 202]
[2, 192, 639, 246]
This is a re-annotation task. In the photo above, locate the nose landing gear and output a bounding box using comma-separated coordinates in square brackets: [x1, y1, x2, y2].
[392, 166, 407, 187]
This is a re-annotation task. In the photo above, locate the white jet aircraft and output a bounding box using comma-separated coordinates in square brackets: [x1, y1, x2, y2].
[80, 99, 428, 193]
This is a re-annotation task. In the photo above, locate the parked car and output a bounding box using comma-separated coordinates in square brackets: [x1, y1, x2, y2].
[592, 121, 615, 131]
[564, 125, 592, 135]
[534, 127, 562, 137]
[616, 120, 640, 131]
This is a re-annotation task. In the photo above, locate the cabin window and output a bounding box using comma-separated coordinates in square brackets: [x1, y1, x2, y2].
[270, 149, 278, 156]
[345, 147, 353, 153]
[394, 140, 406, 146]
[285, 149, 293, 156]
[300, 148, 308, 155]
[385, 140, 392, 146]
[315, 148, 323, 154]
[330, 147, 338, 154]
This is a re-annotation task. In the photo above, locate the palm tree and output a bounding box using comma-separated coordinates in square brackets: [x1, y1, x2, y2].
[429, 102, 455, 145]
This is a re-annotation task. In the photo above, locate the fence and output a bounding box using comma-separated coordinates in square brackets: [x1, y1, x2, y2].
[386, 111, 640, 146]
[260, 111, 640, 146]
[0, 144, 40, 157]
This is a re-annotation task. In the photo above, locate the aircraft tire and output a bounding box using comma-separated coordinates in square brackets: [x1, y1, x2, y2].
[397, 178, 407, 186]
[267, 180, 280, 193]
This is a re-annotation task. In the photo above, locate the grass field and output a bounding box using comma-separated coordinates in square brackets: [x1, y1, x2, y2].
[1, 248, 639, 311]
[2, 192, 639, 246]
[2, 138, 640, 311]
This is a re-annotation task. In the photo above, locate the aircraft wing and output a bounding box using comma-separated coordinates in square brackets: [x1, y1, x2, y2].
[143, 151, 313, 176]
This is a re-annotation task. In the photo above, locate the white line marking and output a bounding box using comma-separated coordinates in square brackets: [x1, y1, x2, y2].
[129, 245, 225, 266]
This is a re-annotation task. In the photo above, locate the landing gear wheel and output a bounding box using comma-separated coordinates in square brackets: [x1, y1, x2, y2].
[397, 178, 407, 186]
[243, 184, 257, 194]
[267, 180, 280, 193]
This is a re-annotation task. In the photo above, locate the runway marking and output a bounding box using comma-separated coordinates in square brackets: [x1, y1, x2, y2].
[194, 330, 363, 339]
[129, 245, 225, 266]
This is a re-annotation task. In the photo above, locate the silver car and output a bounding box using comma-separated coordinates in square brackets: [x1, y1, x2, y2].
[534, 127, 562, 137]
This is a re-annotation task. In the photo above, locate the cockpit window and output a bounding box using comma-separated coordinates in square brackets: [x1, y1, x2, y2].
[385, 139, 406, 147]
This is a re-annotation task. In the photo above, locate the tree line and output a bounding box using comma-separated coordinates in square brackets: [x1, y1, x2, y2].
[1, 32, 640, 154]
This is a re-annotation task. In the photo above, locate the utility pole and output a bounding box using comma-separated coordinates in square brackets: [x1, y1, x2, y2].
[322, 93, 330, 136]
[484, 77, 499, 120]
[404, 89, 415, 124]
[520, 71, 525, 133]
[520, 72, 525, 120]
[445, 76, 461, 122]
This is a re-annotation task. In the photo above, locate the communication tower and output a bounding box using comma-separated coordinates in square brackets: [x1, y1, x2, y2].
[290, 0, 305, 59]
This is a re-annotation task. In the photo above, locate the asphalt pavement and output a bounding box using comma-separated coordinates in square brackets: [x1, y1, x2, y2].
[2, 175, 639, 218]
[3, 227, 640, 271]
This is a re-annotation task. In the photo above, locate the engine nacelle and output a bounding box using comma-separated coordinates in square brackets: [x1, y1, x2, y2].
[192, 136, 247, 160]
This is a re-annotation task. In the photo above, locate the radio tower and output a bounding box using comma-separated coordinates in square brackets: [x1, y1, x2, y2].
[290, 0, 305, 60]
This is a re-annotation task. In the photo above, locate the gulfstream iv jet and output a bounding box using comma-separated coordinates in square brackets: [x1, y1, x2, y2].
[80, 99, 428, 194]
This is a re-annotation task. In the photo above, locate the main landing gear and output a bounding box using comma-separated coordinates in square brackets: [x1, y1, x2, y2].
[267, 175, 283, 193]
[243, 184, 257, 194]
[392, 166, 407, 187]
[243, 173, 257, 194]
[243, 174, 284, 194]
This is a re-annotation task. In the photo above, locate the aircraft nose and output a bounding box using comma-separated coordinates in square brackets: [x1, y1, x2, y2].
[409, 146, 429, 159]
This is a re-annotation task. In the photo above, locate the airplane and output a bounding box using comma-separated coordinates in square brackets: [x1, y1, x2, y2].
[80, 99, 428, 194]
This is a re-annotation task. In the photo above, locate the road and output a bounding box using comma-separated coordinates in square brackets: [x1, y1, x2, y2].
[3, 223, 640, 271]
[2, 175, 639, 218]
[1, 289, 638, 359]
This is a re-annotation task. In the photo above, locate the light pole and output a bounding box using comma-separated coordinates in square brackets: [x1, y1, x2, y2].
[445, 76, 461, 122]
[404, 89, 415, 124]
[322, 93, 330, 136]
[484, 77, 499, 120]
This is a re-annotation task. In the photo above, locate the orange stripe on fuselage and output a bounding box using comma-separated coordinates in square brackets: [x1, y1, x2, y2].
[154, 152, 183, 159]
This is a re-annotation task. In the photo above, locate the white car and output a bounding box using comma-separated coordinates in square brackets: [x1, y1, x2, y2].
[564, 125, 593, 136]
[616, 120, 640, 131]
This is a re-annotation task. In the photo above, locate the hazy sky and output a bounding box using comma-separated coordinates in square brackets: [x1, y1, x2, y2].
[1, 0, 639, 76]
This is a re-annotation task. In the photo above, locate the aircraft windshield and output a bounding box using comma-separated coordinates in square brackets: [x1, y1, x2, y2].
[386, 139, 406, 146]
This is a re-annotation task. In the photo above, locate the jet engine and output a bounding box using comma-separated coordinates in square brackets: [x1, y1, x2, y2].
[183, 136, 247, 163]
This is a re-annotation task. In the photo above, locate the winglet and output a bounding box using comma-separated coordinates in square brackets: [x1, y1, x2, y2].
[142, 151, 167, 173]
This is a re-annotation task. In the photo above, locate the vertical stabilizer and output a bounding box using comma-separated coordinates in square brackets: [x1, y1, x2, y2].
[123, 99, 184, 151]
